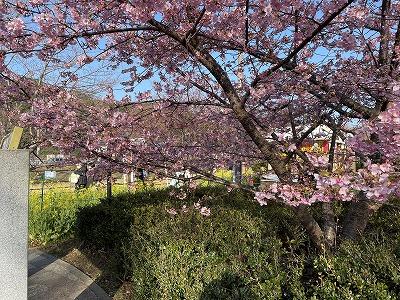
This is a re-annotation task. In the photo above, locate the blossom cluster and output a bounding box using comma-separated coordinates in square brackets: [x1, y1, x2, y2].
[165, 202, 211, 217]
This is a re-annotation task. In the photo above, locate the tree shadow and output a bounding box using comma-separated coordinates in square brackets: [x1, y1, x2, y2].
[70, 186, 297, 295]
[199, 272, 258, 300]
[40, 238, 128, 298]
[69, 186, 302, 298]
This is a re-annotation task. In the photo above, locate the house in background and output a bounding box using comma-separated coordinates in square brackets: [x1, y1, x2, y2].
[300, 125, 347, 154]
[261, 125, 350, 186]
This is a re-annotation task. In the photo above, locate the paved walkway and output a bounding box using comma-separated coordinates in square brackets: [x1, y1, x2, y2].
[28, 249, 111, 300]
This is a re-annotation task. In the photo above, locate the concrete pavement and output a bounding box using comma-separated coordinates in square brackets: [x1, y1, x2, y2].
[28, 249, 111, 300]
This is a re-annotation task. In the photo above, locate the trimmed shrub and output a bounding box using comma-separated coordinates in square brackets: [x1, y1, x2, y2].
[124, 205, 283, 299]
[306, 241, 400, 299]
[77, 187, 292, 298]
[75, 187, 400, 299]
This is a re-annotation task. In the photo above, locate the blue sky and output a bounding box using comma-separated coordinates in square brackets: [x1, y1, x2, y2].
[5, 38, 155, 101]
[5, 26, 368, 102]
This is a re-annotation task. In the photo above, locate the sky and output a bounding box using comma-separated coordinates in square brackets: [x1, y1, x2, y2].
[5, 39, 155, 101]
[5, 20, 372, 103]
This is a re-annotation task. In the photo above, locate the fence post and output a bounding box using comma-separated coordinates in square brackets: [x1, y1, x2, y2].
[40, 173, 45, 211]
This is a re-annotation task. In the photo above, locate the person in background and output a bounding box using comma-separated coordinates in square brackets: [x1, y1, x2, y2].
[74, 163, 88, 190]
[137, 168, 147, 186]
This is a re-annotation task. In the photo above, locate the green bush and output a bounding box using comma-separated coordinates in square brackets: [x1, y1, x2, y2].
[75, 187, 400, 299]
[125, 205, 283, 299]
[307, 241, 400, 299]
[368, 199, 400, 240]
[77, 187, 291, 298]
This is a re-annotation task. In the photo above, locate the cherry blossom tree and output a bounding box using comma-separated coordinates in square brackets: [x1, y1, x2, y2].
[0, 0, 399, 251]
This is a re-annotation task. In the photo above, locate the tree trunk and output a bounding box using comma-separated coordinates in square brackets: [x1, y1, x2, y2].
[232, 161, 242, 184]
[294, 205, 326, 252]
[322, 203, 337, 249]
[322, 123, 338, 249]
[341, 193, 382, 240]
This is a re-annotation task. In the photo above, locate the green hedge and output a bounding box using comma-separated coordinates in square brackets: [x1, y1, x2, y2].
[308, 241, 400, 299]
[76, 187, 400, 299]
[125, 206, 284, 299]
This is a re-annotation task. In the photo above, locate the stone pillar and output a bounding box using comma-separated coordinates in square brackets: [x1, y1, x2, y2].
[232, 161, 242, 184]
[0, 150, 29, 300]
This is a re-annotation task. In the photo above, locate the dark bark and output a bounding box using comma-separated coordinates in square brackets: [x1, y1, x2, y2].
[391, 19, 400, 72]
[322, 203, 337, 248]
[378, 0, 391, 67]
[294, 205, 325, 252]
[341, 193, 382, 240]
[322, 125, 338, 248]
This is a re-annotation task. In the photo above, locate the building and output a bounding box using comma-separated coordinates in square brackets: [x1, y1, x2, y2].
[300, 125, 346, 154]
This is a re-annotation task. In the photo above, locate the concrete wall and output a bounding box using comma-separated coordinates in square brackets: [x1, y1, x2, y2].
[0, 150, 29, 300]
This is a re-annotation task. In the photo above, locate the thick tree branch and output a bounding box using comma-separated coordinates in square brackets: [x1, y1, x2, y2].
[148, 18, 291, 180]
[378, 0, 391, 67]
[391, 19, 400, 72]
[252, 0, 355, 85]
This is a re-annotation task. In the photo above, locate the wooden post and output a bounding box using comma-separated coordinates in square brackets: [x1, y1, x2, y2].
[1, 127, 24, 150]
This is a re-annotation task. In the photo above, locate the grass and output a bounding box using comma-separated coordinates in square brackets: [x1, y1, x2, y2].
[29, 184, 134, 245]
[29, 181, 167, 246]
[29, 186, 102, 245]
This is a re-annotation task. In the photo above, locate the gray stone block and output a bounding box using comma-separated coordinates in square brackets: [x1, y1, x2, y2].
[0, 150, 29, 300]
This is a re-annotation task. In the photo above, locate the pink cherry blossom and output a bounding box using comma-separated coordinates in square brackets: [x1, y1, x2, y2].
[199, 207, 211, 217]
[0, 0, 399, 247]
[6, 18, 25, 35]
